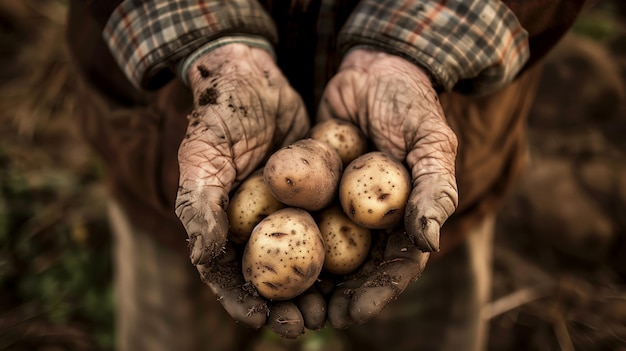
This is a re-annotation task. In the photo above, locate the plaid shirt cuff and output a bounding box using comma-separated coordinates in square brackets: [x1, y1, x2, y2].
[339, 0, 530, 94]
[103, 0, 278, 90]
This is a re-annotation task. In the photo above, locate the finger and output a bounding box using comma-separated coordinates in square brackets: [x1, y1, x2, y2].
[294, 286, 327, 331]
[348, 228, 429, 323]
[316, 73, 359, 125]
[175, 75, 238, 264]
[328, 229, 429, 327]
[327, 231, 387, 329]
[315, 272, 340, 299]
[403, 105, 459, 252]
[328, 275, 366, 329]
[273, 81, 311, 149]
[176, 113, 236, 263]
[197, 242, 267, 329]
[266, 301, 305, 339]
[176, 185, 230, 264]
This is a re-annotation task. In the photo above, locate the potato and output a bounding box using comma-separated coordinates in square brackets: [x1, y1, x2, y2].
[309, 119, 367, 165]
[317, 205, 371, 275]
[339, 152, 411, 229]
[264, 138, 342, 211]
[227, 169, 285, 245]
[242, 208, 325, 300]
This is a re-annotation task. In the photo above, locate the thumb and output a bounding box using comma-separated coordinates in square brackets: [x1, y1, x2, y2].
[403, 98, 459, 252]
[176, 184, 230, 265]
[175, 110, 237, 264]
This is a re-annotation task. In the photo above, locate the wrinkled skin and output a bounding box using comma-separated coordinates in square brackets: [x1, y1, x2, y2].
[318, 48, 459, 327]
[176, 44, 309, 264]
[175, 44, 314, 335]
[318, 48, 459, 251]
[174, 44, 459, 334]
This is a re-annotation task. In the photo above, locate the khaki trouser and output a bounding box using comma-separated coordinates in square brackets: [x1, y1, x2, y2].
[108, 200, 261, 351]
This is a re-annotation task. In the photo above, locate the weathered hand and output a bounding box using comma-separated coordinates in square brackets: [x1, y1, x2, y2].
[175, 43, 316, 334]
[177, 44, 308, 264]
[317, 48, 459, 327]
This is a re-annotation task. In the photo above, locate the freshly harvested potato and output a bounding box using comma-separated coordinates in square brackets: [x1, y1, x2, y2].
[227, 169, 285, 245]
[339, 152, 411, 229]
[310, 119, 367, 165]
[264, 139, 342, 211]
[317, 205, 371, 275]
[242, 208, 325, 300]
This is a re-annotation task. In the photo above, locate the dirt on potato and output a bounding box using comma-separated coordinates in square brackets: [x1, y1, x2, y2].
[0, 1, 625, 350]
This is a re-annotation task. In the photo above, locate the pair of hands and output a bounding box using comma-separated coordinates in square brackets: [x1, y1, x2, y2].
[174, 43, 458, 337]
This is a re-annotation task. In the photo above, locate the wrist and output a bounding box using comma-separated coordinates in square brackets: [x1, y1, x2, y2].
[341, 47, 434, 88]
[178, 36, 276, 87]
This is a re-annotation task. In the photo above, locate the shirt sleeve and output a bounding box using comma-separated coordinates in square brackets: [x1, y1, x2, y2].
[103, 0, 278, 90]
[338, 0, 530, 95]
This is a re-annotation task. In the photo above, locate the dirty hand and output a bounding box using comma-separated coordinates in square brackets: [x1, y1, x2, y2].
[175, 43, 317, 334]
[317, 47, 459, 327]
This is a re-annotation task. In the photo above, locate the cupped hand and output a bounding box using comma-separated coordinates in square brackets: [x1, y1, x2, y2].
[174, 43, 319, 334]
[317, 48, 459, 327]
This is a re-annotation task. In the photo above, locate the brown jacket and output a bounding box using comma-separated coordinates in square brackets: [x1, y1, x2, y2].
[67, 0, 590, 253]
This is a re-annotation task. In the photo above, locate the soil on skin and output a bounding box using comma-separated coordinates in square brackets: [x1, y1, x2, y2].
[0, 1, 624, 351]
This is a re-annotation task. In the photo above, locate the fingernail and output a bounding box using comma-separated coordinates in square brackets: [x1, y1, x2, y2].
[414, 217, 440, 252]
[189, 233, 204, 265]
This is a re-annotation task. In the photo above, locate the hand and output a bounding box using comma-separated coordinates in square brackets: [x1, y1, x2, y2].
[174, 43, 320, 335]
[317, 48, 459, 327]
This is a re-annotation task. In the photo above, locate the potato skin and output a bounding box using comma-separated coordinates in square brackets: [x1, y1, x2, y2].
[242, 208, 325, 300]
[227, 169, 285, 245]
[263, 139, 342, 211]
[339, 152, 411, 229]
[310, 119, 367, 166]
[317, 205, 371, 275]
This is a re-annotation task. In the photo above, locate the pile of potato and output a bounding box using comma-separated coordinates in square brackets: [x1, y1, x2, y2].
[226, 119, 412, 301]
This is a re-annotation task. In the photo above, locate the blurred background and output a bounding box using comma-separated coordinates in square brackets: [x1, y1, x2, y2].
[0, 1, 624, 350]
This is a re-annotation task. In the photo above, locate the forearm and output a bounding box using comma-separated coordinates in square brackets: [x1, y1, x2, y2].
[338, 0, 530, 95]
[102, 0, 278, 90]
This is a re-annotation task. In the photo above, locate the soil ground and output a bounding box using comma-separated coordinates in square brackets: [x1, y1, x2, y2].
[0, 1, 624, 350]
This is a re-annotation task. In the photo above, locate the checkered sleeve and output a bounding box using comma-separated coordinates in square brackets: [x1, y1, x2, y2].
[339, 0, 530, 94]
[103, 0, 278, 90]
